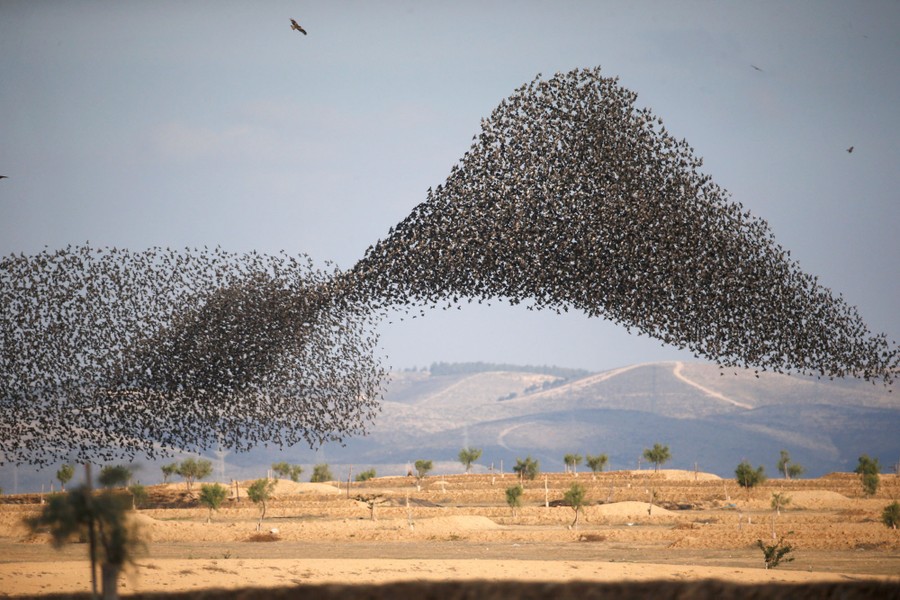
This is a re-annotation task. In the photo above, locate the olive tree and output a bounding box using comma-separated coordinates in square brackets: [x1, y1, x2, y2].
[855, 455, 880, 497]
[98, 465, 133, 489]
[310, 463, 333, 483]
[563, 482, 587, 528]
[56, 464, 75, 492]
[272, 462, 303, 482]
[513, 456, 540, 481]
[563, 453, 583, 475]
[735, 460, 766, 499]
[458, 447, 482, 474]
[26, 484, 142, 599]
[776, 450, 805, 479]
[642, 444, 671, 472]
[505, 484, 524, 518]
[585, 454, 609, 477]
[176, 458, 213, 493]
[247, 478, 277, 531]
[199, 483, 228, 523]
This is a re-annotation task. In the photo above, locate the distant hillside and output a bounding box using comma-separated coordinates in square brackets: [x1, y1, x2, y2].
[2, 361, 897, 492]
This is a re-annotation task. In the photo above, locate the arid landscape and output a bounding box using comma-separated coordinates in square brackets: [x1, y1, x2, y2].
[2, 469, 899, 597]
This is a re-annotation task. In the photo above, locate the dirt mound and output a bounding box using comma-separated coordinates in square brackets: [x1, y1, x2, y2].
[785, 490, 852, 509]
[413, 516, 500, 532]
[594, 501, 673, 518]
[624, 470, 721, 481]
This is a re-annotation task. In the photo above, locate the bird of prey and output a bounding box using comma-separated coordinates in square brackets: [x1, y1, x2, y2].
[847, 146, 854, 153]
[290, 19, 307, 35]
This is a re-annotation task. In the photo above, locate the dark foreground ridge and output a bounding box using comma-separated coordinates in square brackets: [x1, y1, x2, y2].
[17, 579, 900, 600]
[2, 67, 897, 467]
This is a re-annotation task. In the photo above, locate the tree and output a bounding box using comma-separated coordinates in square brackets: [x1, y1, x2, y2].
[757, 534, 795, 569]
[98, 465, 133, 489]
[458, 447, 482, 474]
[128, 484, 148, 510]
[854, 455, 880, 497]
[776, 450, 805, 479]
[310, 463, 333, 483]
[563, 453, 583, 475]
[882, 501, 900, 529]
[563, 482, 587, 528]
[272, 462, 303, 482]
[770, 492, 791, 539]
[642, 444, 671, 472]
[735, 461, 766, 499]
[513, 456, 540, 481]
[246, 478, 277, 531]
[505, 484, 524, 517]
[160, 463, 178, 484]
[355, 468, 377, 482]
[57, 464, 75, 492]
[176, 458, 213, 493]
[198, 483, 228, 523]
[414, 459, 433, 480]
[26, 484, 143, 599]
[585, 454, 609, 476]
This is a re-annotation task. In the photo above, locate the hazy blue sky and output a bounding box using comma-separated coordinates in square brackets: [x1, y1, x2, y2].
[1, 1, 897, 373]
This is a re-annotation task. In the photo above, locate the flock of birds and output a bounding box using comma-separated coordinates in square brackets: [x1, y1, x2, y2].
[1, 67, 896, 466]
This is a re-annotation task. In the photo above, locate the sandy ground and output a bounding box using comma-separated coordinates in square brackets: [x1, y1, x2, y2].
[2, 470, 899, 596]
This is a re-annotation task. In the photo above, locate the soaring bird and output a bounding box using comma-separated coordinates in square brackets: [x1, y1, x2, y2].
[847, 146, 854, 153]
[0, 176, 8, 179]
[290, 19, 307, 35]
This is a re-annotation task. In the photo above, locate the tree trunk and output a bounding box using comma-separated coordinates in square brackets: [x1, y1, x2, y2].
[101, 562, 121, 600]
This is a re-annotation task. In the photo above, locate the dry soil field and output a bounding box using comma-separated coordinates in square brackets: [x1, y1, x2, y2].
[1, 470, 899, 598]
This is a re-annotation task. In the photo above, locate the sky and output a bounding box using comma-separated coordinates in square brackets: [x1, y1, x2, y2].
[1, 0, 898, 374]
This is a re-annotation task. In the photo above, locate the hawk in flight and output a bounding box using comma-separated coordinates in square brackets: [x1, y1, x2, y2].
[290, 19, 307, 35]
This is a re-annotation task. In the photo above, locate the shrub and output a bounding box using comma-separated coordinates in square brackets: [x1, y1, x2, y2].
[757, 534, 795, 569]
[882, 501, 900, 529]
[513, 456, 540, 481]
[355, 468, 377, 482]
[310, 464, 333, 483]
[505, 484, 524, 517]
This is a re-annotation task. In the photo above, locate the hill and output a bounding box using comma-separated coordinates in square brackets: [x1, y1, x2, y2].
[2, 362, 897, 491]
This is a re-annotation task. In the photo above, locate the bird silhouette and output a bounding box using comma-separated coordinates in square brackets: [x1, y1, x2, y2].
[290, 19, 307, 35]
[847, 146, 854, 153]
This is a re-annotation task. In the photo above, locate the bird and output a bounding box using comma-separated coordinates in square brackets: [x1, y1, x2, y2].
[0, 176, 8, 179]
[846, 146, 854, 153]
[751, 65, 763, 72]
[290, 19, 307, 35]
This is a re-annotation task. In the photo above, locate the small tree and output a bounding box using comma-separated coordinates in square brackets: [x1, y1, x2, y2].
[642, 444, 671, 472]
[272, 462, 303, 482]
[198, 483, 228, 523]
[414, 459, 433, 480]
[246, 478, 277, 531]
[735, 461, 766, 499]
[458, 447, 482, 474]
[160, 463, 178, 484]
[505, 484, 524, 517]
[563, 482, 587, 528]
[770, 492, 791, 539]
[355, 468, 377, 482]
[128, 484, 148, 510]
[310, 463, 333, 483]
[585, 454, 609, 477]
[776, 450, 805, 479]
[176, 458, 213, 493]
[855, 455, 880, 497]
[26, 484, 143, 599]
[563, 453, 583, 475]
[513, 456, 540, 481]
[57, 464, 75, 492]
[882, 501, 900, 529]
[98, 465, 133, 489]
[757, 534, 795, 569]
